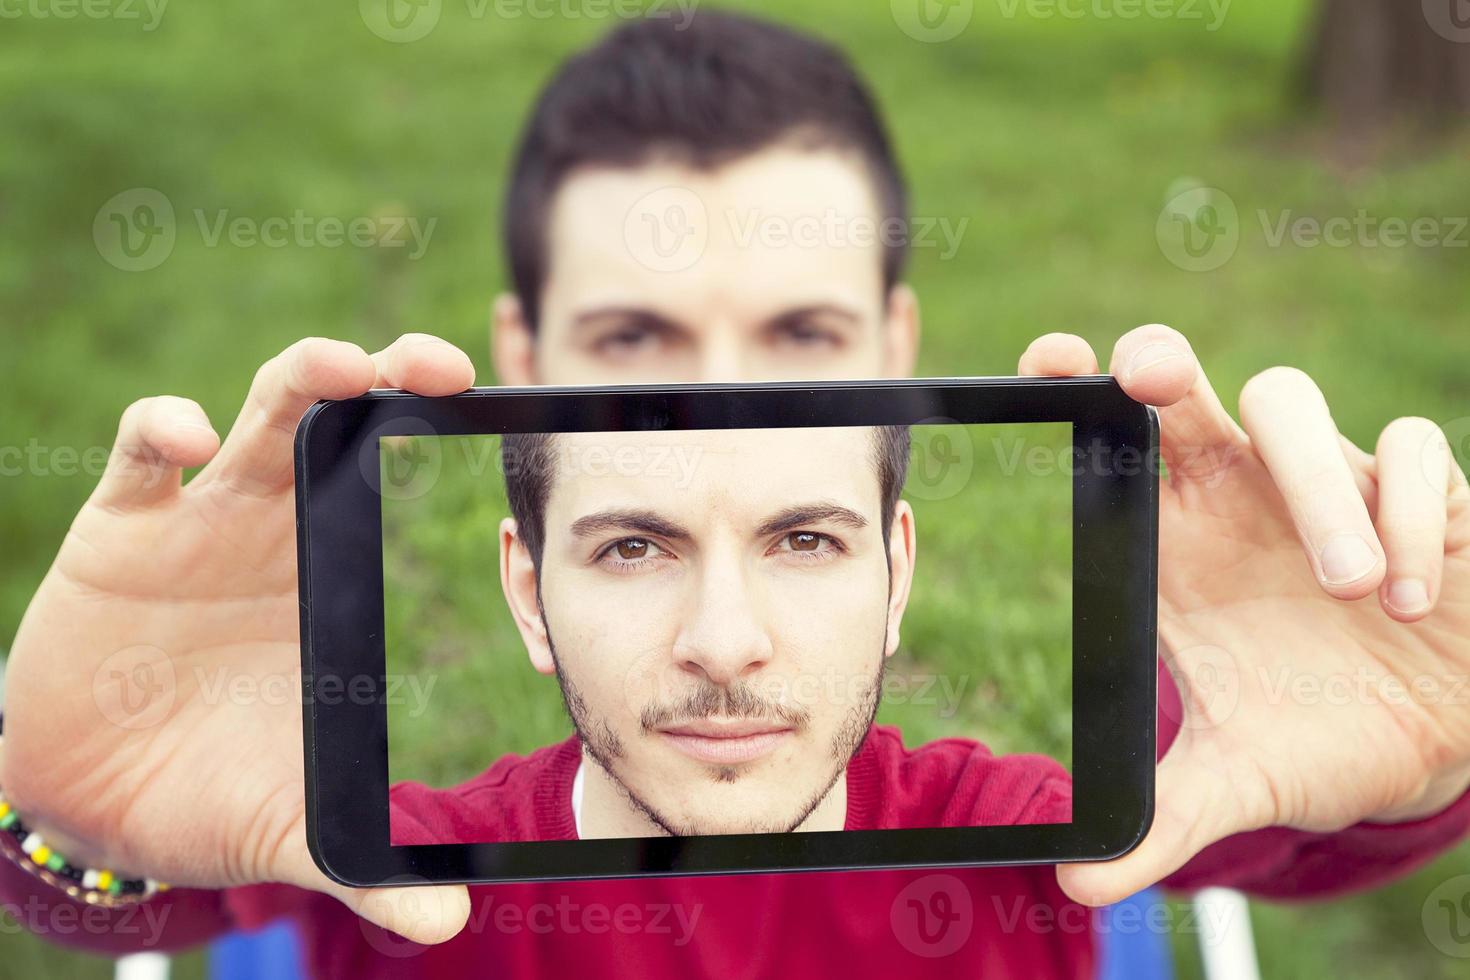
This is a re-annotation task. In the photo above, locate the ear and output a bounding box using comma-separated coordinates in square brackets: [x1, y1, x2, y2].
[491, 292, 538, 387]
[883, 500, 917, 658]
[499, 516, 555, 674]
[881, 283, 920, 379]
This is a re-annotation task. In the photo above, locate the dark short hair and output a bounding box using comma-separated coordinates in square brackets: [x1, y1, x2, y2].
[503, 10, 910, 329]
[502, 427, 911, 569]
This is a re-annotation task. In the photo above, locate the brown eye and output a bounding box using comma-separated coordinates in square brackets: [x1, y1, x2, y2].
[615, 539, 649, 560]
[788, 532, 820, 552]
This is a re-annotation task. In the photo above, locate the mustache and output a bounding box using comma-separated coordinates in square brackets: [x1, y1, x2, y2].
[639, 682, 811, 733]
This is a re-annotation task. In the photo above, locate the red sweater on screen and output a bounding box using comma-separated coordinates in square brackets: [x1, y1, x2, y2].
[5, 668, 1470, 979]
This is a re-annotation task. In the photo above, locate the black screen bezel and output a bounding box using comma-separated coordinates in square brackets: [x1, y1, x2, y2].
[295, 377, 1158, 887]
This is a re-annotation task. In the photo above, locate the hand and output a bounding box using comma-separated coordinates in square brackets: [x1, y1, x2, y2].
[0, 334, 476, 942]
[1018, 325, 1470, 905]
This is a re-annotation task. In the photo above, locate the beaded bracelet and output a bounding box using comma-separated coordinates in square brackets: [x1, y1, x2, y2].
[0, 714, 166, 907]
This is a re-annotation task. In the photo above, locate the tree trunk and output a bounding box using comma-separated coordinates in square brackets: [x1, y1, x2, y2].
[1303, 0, 1470, 133]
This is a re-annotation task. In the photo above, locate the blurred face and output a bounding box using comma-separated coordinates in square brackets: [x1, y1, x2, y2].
[492, 146, 920, 386]
[500, 427, 916, 835]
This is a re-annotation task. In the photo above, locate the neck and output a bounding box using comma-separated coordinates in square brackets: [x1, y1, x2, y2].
[576, 746, 849, 839]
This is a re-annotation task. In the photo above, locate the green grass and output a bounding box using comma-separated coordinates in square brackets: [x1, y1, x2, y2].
[3, 0, 1470, 976]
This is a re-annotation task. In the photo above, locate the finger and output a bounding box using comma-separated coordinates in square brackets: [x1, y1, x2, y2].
[1374, 417, 1450, 621]
[1018, 333, 1100, 376]
[91, 396, 220, 511]
[1239, 366, 1386, 600]
[1057, 736, 1239, 906]
[277, 841, 470, 945]
[1108, 325, 1248, 486]
[333, 881, 471, 946]
[1340, 434, 1379, 516]
[369, 333, 476, 396]
[206, 338, 378, 495]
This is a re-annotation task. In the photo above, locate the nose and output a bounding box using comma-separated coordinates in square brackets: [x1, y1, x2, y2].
[670, 552, 774, 688]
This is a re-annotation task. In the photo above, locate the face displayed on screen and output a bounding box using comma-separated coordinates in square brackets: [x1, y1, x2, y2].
[498, 426, 916, 836]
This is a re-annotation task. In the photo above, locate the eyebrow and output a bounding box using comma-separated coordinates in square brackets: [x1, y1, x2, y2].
[762, 304, 865, 333]
[754, 503, 869, 537]
[569, 508, 692, 541]
[567, 502, 869, 543]
[569, 307, 684, 336]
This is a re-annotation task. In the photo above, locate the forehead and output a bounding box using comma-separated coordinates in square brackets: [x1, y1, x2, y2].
[541, 146, 887, 321]
[541, 427, 881, 520]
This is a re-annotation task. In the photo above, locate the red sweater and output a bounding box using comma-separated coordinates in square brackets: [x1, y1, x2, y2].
[5, 671, 1470, 979]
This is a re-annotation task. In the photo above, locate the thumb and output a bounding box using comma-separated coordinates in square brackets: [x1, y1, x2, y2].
[1055, 732, 1250, 906]
[276, 836, 471, 944]
[331, 879, 472, 946]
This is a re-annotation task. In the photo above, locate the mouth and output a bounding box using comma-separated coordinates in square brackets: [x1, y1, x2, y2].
[655, 718, 794, 765]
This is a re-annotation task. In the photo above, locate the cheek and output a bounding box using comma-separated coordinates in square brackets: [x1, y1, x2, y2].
[541, 574, 684, 716]
[765, 566, 890, 680]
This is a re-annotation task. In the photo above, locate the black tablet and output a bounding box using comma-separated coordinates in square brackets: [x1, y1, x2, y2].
[294, 377, 1158, 886]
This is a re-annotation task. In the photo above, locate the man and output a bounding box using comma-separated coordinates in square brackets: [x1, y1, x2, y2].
[2, 11, 1468, 978]
[393, 425, 1070, 846]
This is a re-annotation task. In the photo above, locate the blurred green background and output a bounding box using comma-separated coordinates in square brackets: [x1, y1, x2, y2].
[381, 424, 1072, 791]
[2, 0, 1468, 977]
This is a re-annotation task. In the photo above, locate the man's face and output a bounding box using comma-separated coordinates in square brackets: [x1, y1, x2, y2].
[504, 426, 915, 835]
[494, 146, 919, 385]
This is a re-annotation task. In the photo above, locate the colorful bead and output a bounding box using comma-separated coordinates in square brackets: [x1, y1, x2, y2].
[21, 832, 40, 855]
[0, 802, 10, 818]
[31, 845, 51, 865]
[82, 869, 99, 890]
[96, 870, 114, 891]
[45, 853, 64, 872]
[108, 878, 122, 896]
[0, 812, 15, 830]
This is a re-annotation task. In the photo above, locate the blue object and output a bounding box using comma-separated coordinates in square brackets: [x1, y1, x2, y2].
[208, 921, 305, 980]
[1095, 887, 1173, 980]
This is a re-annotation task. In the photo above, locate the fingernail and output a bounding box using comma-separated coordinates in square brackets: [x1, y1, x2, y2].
[1386, 579, 1430, 614]
[1127, 343, 1183, 380]
[1319, 533, 1378, 585]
